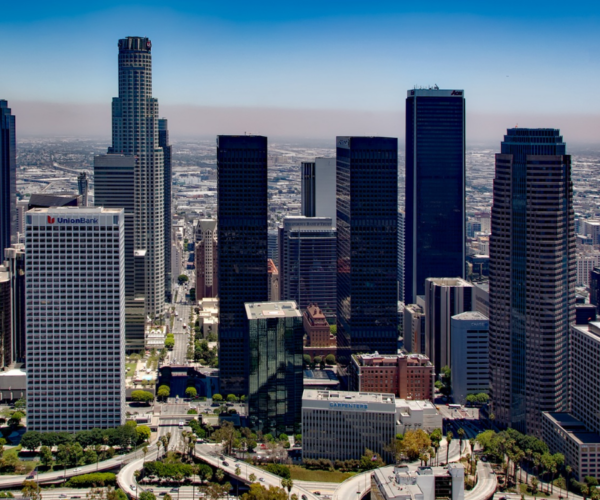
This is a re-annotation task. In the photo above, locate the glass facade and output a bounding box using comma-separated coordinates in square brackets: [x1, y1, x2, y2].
[217, 135, 269, 395]
[279, 217, 337, 319]
[405, 90, 465, 304]
[159, 119, 172, 302]
[246, 301, 303, 435]
[0, 100, 16, 263]
[489, 128, 574, 436]
[336, 137, 399, 353]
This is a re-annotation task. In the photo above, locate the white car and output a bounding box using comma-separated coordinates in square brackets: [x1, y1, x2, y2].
[130, 485, 136, 491]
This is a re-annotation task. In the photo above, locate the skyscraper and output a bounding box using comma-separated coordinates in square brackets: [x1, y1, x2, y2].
[159, 118, 172, 302]
[0, 101, 16, 263]
[489, 128, 575, 436]
[26, 207, 125, 431]
[405, 89, 465, 304]
[94, 154, 145, 351]
[217, 135, 268, 395]
[246, 301, 303, 435]
[301, 158, 336, 226]
[336, 137, 399, 353]
[301, 162, 316, 217]
[77, 172, 89, 207]
[109, 36, 165, 318]
[195, 219, 218, 300]
[278, 216, 336, 319]
[4, 244, 25, 365]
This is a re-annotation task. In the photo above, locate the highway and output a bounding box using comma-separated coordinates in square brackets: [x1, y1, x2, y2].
[465, 461, 497, 500]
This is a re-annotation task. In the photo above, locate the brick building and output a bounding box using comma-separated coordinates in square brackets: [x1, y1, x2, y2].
[303, 303, 336, 360]
[349, 352, 434, 401]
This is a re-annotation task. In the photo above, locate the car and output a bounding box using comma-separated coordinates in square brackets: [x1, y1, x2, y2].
[146, 489, 154, 493]
[314, 492, 321, 496]
[74, 467, 82, 472]
[59, 495, 67, 499]
[223, 461, 229, 466]
[170, 488, 179, 493]
[259, 477, 265, 482]
[220, 455, 225, 460]
[130, 485, 136, 491]
[71, 497, 81, 499]
[302, 496, 308, 500]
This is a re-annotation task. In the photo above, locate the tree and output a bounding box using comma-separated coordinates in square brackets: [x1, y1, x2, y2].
[242, 484, 288, 500]
[185, 387, 198, 398]
[401, 429, 431, 461]
[157, 385, 170, 400]
[385, 437, 406, 464]
[313, 356, 322, 366]
[325, 354, 336, 365]
[457, 428, 466, 454]
[440, 366, 452, 400]
[136, 425, 151, 443]
[131, 390, 154, 404]
[22, 480, 42, 500]
[215, 468, 225, 483]
[14, 398, 26, 410]
[21, 431, 42, 452]
[165, 336, 175, 349]
[430, 429, 443, 465]
[212, 421, 236, 455]
[212, 394, 223, 402]
[139, 493, 156, 500]
[10, 411, 25, 427]
[360, 449, 385, 470]
[281, 478, 294, 498]
[446, 431, 454, 464]
[226, 394, 238, 402]
[178, 274, 189, 284]
[249, 473, 257, 483]
[302, 354, 311, 367]
[40, 445, 54, 468]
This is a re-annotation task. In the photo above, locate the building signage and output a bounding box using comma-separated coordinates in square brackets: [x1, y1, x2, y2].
[336, 138, 350, 149]
[47, 216, 99, 224]
[329, 402, 368, 411]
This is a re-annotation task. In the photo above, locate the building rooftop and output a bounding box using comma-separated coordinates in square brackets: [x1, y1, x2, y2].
[426, 277, 472, 287]
[245, 301, 300, 320]
[451, 311, 489, 321]
[27, 206, 123, 214]
[353, 352, 432, 366]
[544, 413, 600, 444]
[303, 389, 396, 404]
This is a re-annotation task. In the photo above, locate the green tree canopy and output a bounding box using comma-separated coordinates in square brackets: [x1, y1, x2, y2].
[185, 387, 197, 398]
[131, 390, 154, 403]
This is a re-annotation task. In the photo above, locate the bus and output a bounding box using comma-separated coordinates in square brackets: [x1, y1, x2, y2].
[183, 323, 187, 329]
[449, 404, 462, 410]
[179, 421, 184, 429]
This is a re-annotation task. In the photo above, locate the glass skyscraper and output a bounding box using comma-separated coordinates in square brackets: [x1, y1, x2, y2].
[246, 301, 303, 435]
[217, 135, 268, 395]
[489, 128, 575, 437]
[405, 89, 465, 305]
[159, 118, 172, 302]
[336, 136, 399, 353]
[278, 216, 337, 319]
[0, 100, 16, 263]
[109, 37, 165, 318]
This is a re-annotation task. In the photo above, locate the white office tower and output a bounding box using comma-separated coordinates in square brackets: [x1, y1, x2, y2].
[25, 207, 126, 432]
[300, 158, 336, 226]
[109, 37, 165, 317]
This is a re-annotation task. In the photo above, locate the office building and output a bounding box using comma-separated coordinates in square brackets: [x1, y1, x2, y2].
[159, 118, 172, 301]
[279, 216, 336, 319]
[301, 158, 336, 225]
[3, 245, 25, 365]
[398, 210, 405, 304]
[403, 303, 425, 354]
[25, 207, 125, 431]
[349, 352, 434, 401]
[77, 173, 89, 207]
[267, 259, 279, 301]
[576, 251, 600, 286]
[424, 278, 473, 373]
[405, 89, 465, 304]
[94, 154, 145, 351]
[246, 301, 303, 435]
[591, 267, 600, 314]
[268, 230, 279, 268]
[489, 129, 575, 436]
[218, 135, 268, 395]
[109, 36, 165, 318]
[0, 267, 10, 369]
[303, 303, 336, 348]
[336, 137, 399, 353]
[450, 312, 489, 404]
[28, 193, 82, 210]
[372, 464, 464, 500]
[302, 390, 441, 462]
[0, 101, 16, 262]
[195, 219, 218, 300]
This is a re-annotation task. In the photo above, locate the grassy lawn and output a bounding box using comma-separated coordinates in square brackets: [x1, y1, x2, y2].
[288, 465, 355, 483]
[126, 362, 137, 376]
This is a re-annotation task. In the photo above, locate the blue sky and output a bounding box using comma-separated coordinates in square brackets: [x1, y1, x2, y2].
[2, 1, 599, 141]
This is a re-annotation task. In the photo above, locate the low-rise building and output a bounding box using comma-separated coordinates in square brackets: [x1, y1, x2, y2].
[349, 352, 434, 401]
[302, 390, 442, 462]
[450, 312, 489, 404]
[372, 465, 465, 500]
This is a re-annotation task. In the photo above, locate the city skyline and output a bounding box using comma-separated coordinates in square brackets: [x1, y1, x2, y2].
[1, 2, 599, 143]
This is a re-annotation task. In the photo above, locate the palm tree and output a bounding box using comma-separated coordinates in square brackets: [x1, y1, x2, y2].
[565, 465, 572, 499]
[281, 478, 293, 499]
[457, 428, 465, 455]
[143, 446, 148, 465]
[215, 468, 224, 483]
[446, 431, 453, 464]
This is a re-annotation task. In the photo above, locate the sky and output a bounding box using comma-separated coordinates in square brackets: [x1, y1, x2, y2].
[2, 1, 600, 144]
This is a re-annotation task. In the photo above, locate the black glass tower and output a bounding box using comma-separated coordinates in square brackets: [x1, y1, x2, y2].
[246, 301, 303, 435]
[159, 118, 172, 302]
[489, 129, 574, 437]
[217, 135, 268, 395]
[336, 136, 399, 353]
[405, 89, 465, 305]
[0, 100, 16, 262]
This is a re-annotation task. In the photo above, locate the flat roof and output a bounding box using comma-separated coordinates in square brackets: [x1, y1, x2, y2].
[303, 389, 396, 404]
[544, 413, 600, 444]
[451, 311, 489, 321]
[27, 206, 122, 214]
[245, 301, 300, 320]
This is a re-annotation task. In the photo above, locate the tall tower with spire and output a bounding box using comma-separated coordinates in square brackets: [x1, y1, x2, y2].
[109, 37, 165, 318]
